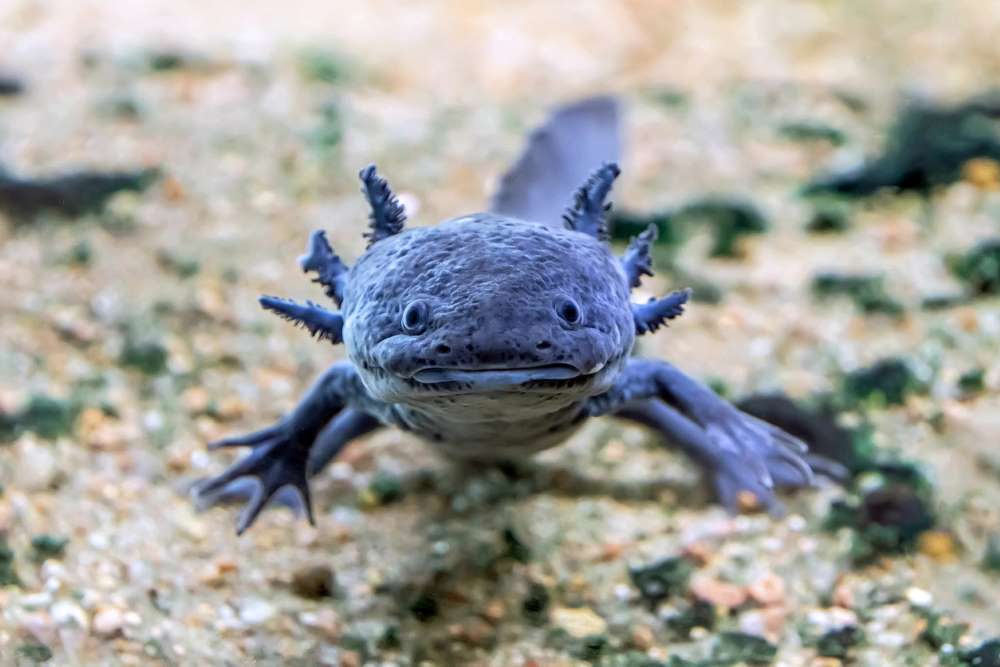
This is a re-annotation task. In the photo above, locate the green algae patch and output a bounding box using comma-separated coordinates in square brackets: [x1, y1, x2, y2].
[811, 272, 904, 316]
[949, 239, 1000, 296]
[629, 556, 696, 605]
[0, 394, 81, 442]
[841, 357, 925, 408]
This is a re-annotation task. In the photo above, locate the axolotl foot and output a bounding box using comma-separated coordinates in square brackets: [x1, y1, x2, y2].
[192, 422, 314, 535]
[707, 416, 848, 514]
[612, 399, 849, 515]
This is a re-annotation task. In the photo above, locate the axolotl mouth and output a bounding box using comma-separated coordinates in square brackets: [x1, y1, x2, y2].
[409, 362, 603, 392]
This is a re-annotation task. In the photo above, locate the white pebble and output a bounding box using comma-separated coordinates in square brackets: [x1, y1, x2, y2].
[613, 584, 633, 602]
[906, 587, 933, 607]
[238, 598, 276, 625]
[806, 607, 859, 632]
[92, 606, 125, 637]
[786, 514, 807, 531]
[877, 631, 907, 648]
[190, 450, 211, 469]
[143, 410, 164, 431]
[88, 532, 110, 550]
[41, 561, 67, 581]
[50, 600, 88, 630]
[18, 441, 59, 491]
[20, 592, 53, 608]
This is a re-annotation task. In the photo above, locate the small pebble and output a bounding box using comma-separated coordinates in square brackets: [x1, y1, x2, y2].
[738, 607, 787, 641]
[21, 592, 53, 608]
[748, 572, 786, 607]
[832, 576, 857, 609]
[691, 575, 748, 609]
[448, 618, 495, 647]
[918, 531, 958, 562]
[631, 624, 655, 650]
[550, 606, 607, 639]
[807, 607, 860, 633]
[51, 600, 88, 629]
[482, 599, 506, 624]
[238, 598, 275, 625]
[19, 441, 59, 492]
[737, 490, 762, 513]
[299, 608, 340, 640]
[291, 564, 336, 599]
[906, 587, 933, 608]
[92, 606, 125, 637]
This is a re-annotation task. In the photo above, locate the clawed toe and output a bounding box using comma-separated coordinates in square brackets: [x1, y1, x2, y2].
[208, 424, 283, 450]
[192, 477, 305, 513]
[193, 434, 315, 534]
[192, 477, 258, 509]
[805, 454, 851, 483]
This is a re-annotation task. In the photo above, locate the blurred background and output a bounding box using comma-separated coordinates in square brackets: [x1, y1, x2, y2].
[2, 1, 1000, 665]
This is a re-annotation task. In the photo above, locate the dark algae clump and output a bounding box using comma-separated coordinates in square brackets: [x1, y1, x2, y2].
[609, 196, 768, 259]
[0, 394, 80, 442]
[983, 535, 1000, 573]
[710, 632, 778, 665]
[919, 609, 968, 651]
[816, 625, 865, 659]
[841, 357, 924, 408]
[665, 599, 716, 639]
[0, 166, 159, 221]
[675, 196, 769, 258]
[949, 239, 1000, 296]
[119, 329, 170, 376]
[521, 580, 551, 624]
[963, 639, 1000, 667]
[0, 540, 20, 586]
[407, 589, 440, 622]
[609, 209, 682, 249]
[805, 92, 1000, 199]
[826, 475, 936, 565]
[366, 471, 405, 505]
[629, 556, 695, 605]
[811, 272, 904, 316]
[958, 368, 986, 398]
[805, 198, 852, 233]
[30, 535, 69, 562]
[16, 643, 54, 664]
[0, 74, 25, 96]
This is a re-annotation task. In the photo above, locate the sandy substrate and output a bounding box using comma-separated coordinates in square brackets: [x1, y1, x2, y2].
[1, 1, 1000, 665]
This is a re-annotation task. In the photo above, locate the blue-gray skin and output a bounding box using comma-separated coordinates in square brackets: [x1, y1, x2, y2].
[194, 99, 842, 534]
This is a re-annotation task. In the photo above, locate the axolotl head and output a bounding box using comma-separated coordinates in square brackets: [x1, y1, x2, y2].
[344, 215, 634, 408]
[258, 164, 689, 415]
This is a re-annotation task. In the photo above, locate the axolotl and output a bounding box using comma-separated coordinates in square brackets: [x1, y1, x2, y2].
[195, 97, 837, 534]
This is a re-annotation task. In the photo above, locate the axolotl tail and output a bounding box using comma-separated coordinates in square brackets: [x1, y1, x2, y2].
[490, 96, 621, 228]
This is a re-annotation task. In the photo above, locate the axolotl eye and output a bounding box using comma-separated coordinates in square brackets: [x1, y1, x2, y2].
[556, 297, 582, 325]
[401, 300, 429, 335]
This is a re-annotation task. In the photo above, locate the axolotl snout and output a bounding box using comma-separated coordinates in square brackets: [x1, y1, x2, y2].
[195, 98, 841, 534]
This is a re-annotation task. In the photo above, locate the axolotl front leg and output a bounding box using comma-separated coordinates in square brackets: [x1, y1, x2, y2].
[193, 362, 377, 533]
[587, 358, 835, 513]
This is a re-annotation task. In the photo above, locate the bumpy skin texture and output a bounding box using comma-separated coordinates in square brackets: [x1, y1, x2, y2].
[194, 101, 835, 535]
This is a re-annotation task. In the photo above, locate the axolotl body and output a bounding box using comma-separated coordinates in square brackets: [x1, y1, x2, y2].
[195, 98, 837, 534]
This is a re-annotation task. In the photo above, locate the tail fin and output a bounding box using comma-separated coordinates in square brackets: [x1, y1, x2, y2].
[490, 96, 621, 227]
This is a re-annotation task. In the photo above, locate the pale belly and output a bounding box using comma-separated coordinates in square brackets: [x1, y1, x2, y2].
[393, 400, 589, 461]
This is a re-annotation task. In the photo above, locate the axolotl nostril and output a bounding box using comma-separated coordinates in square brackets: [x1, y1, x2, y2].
[193, 97, 844, 535]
